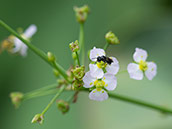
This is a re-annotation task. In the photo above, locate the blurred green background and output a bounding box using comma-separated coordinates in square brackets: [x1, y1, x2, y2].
[1, 0, 172, 129]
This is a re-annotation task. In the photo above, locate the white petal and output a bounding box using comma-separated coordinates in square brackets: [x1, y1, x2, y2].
[145, 62, 157, 80]
[90, 47, 105, 61]
[83, 71, 96, 88]
[89, 89, 108, 101]
[12, 38, 22, 53]
[20, 44, 28, 57]
[106, 57, 119, 75]
[24, 24, 37, 38]
[12, 38, 28, 57]
[103, 73, 117, 91]
[127, 63, 143, 80]
[89, 64, 104, 79]
[133, 48, 148, 63]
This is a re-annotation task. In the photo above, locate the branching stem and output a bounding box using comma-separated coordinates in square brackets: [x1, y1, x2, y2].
[0, 20, 71, 83]
[41, 85, 66, 115]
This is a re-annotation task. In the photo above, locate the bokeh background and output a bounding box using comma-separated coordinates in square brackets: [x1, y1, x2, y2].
[0, 0, 172, 129]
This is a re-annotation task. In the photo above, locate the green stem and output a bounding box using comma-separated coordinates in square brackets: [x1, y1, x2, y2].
[52, 61, 70, 83]
[75, 52, 80, 66]
[79, 23, 84, 65]
[103, 42, 110, 51]
[0, 20, 70, 83]
[108, 92, 172, 114]
[24, 83, 58, 97]
[23, 89, 58, 101]
[81, 88, 172, 115]
[41, 85, 66, 115]
[21, 84, 172, 115]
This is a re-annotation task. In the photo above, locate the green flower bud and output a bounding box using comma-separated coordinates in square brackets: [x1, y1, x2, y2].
[57, 100, 69, 114]
[10, 92, 23, 108]
[57, 79, 66, 85]
[105, 31, 120, 44]
[47, 52, 55, 62]
[69, 40, 79, 52]
[74, 5, 90, 23]
[72, 65, 85, 81]
[53, 69, 60, 77]
[72, 52, 77, 60]
[31, 114, 44, 124]
[72, 79, 83, 90]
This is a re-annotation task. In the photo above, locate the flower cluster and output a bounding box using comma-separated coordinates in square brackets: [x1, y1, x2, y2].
[83, 47, 119, 101]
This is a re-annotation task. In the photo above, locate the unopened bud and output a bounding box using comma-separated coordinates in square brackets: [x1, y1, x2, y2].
[72, 79, 83, 90]
[69, 40, 79, 52]
[57, 100, 69, 114]
[72, 52, 77, 60]
[47, 52, 55, 62]
[31, 114, 44, 124]
[105, 31, 120, 44]
[74, 5, 90, 23]
[72, 65, 85, 81]
[53, 69, 60, 77]
[57, 79, 66, 85]
[10, 92, 23, 108]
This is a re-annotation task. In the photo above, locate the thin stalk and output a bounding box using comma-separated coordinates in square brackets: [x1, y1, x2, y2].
[81, 88, 172, 115]
[0, 20, 70, 83]
[79, 23, 84, 65]
[75, 52, 80, 66]
[108, 92, 172, 114]
[41, 85, 66, 115]
[103, 42, 110, 51]
[24, 83, 58, 97]
[21, 84, 172, 115]
[23, 89, 58, 101]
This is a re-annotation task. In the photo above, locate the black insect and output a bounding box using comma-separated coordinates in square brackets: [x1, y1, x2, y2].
[97, 56, 113, 65]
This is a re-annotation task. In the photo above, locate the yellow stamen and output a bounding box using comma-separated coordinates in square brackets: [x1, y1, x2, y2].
[96, 61, 107, 69]
[139, 60, 148, 71]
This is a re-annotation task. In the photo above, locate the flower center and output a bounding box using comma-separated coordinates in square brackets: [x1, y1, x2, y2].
[139, 60, 148, 71]
[94, 80, 105, 91]
[96, 61, 107, 69]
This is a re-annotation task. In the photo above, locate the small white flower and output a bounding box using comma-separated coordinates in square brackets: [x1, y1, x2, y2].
[83, 71, 117, 101]
[127, 48, 157, 80]
[12, 24, 37, 56]
[89, 47, 119, 78]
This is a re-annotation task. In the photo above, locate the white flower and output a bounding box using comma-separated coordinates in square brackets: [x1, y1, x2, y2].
[127, 48, 157, 80]
[12, 24, 37, 56]
[89, 47, 119, 78]
[83, 71, 117, 101]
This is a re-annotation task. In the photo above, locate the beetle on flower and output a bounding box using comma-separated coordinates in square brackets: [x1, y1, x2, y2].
[127, 48, 157, 80]
[89, 47, 119, 79]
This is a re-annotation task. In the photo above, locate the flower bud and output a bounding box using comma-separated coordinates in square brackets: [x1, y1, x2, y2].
[53, 69, 60, 77]
[72, 52, 77, 60]
[105, 31, 120, 44]
[10, 92, 23, 108]
[57, 79, 66, 85]
[72, 65, 85, 81]
[72, 79, 83, 90]
[56, 100, 69, 114]
[31, 114, 44, 124]
[69, 40, 79, 52]
[74, 5, 90, 23]
[47, 52, 55, 62]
